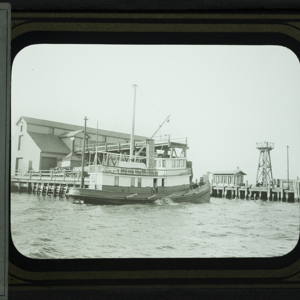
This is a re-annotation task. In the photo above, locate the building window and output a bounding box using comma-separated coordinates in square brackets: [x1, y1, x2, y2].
[158, 160, 161, 167]
[172, 160, 175, 167]
[131, 177, 135, 187]
[15, 157, 23, 174]
[162, 178, 165, 187]
[18, 135, 23, 150]
[138, 178, 142, 187]
[162, 160, 166, 167]
[20, 125, 23, 132]
[114, 176, 119, 186]
[28, 160, 32, 171]
[228, 177, 231, 184]
[177, 160, 180, 167]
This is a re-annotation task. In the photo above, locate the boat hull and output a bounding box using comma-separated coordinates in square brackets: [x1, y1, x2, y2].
[68, 183, 210, 205]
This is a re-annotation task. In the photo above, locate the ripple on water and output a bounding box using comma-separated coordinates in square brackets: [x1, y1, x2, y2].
[10, 193, 300, 259]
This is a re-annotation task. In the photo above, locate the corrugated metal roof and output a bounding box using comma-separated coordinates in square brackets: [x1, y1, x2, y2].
[18, 116, 147, 141]
[28, 132, 71, 154]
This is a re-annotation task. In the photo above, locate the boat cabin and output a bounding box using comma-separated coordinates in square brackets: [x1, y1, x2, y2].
[87, 137, 192, 194]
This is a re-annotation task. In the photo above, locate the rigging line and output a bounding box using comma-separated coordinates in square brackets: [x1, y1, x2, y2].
[137, 86, 168, 119]
[106, 93, 131, 139]
[135, 86, 160, 125]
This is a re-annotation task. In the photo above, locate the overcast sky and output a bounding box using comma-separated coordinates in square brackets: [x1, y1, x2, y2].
[11, 44, 300, 183]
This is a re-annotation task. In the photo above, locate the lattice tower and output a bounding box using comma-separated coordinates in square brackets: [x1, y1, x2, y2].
[256, 142, 274, 187]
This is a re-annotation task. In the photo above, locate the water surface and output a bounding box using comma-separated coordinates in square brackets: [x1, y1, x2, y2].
[11, 193, 300, 259]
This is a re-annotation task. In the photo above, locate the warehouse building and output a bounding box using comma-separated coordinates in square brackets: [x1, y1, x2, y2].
[11, 116, 147, 175]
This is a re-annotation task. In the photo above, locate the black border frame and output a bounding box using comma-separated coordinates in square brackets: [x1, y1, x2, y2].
[7, 10, 300, 298]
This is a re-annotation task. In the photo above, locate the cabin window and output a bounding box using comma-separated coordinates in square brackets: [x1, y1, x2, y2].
[162, 160, 166, 167]
[18, 135, 23, 150]
[114, 176, 119, 186]
[131, 177, 135, 187]
[138, 178, 142, 187]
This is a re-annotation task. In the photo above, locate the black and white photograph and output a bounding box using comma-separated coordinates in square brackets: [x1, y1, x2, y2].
[10, 43, 300, 259]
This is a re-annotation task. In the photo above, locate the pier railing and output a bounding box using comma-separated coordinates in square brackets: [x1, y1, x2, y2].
[12, 170, 88, 182]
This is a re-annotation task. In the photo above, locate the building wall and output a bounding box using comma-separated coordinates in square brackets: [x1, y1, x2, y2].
[11, 128, 41, 175]
[60, 137, 73, 151]
[40, 152, 68, 170]
[12, 117, 145, 176]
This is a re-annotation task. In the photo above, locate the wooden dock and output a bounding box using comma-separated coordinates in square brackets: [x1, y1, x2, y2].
[11, 170, 89, 196]
[211, 181, 300, 202]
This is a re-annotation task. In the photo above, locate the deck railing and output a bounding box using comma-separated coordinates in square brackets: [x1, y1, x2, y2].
[88, 165, 192, 177]
[74, 136, 188, 153]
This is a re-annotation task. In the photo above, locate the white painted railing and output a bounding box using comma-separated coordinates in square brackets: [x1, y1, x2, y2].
[12, 170, 88, 182]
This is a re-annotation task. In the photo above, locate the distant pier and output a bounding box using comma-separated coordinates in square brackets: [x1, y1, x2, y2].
[211, 181, 300, 202]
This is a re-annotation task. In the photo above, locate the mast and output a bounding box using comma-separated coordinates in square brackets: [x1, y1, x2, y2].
[287, 145, 290, 189]
[81, 116, 88, 188]
[130, 84, 137, 161]
[94, 121, 98, 165]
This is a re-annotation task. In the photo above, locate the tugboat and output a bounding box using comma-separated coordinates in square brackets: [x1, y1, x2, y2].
[68, 85, 210, 205]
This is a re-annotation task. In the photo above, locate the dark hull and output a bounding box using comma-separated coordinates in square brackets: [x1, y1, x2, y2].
[68, 183, 210, 205]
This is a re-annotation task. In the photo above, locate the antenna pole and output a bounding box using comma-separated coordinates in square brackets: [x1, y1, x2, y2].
[94, 121, 98, 165]
[287, 145, 290, 190]
[130, 84, 137, 160]
[81, 116, 88, 188]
